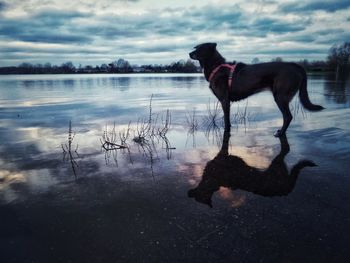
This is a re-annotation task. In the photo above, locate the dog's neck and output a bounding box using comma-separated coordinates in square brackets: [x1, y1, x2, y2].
[203, 51, 226, 81]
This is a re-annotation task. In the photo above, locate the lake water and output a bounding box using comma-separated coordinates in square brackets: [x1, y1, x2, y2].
[0, 73, 349, 262]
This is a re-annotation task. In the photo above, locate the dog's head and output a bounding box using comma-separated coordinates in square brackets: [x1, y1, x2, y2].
[189, 42, 217, 63]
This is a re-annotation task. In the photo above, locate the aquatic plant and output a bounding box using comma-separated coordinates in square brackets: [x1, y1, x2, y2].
[101, 122, 128, 151]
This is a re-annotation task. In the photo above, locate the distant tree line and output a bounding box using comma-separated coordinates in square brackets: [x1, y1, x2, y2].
[0, 58, 200, 74]
[268, 42, 349, 78]
[0, 42, 348, 75]
[138, 60, 199, 73]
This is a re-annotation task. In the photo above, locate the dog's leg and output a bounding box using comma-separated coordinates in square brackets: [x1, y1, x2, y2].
[274, 96, 292, 137]
[271, 134, 290, 163]
[220, 99, 231, 132]
[266, 134, 290, 176]
[218, 131, 231, 156]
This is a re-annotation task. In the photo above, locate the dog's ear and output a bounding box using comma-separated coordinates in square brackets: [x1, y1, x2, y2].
[207, 43, 217, 54]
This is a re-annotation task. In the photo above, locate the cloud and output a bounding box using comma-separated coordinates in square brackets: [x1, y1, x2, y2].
[258, 47, 325, 55]
[250, 17, 309, 34]
[0, 44, 109, 55]
[0, 10, 92, 44]
[79, 4, 243, 41]
[0, 1, 6, 11]
[183, 5, 243, 30]
[0, 0, 349, 66]
[280, 0, 350, 13]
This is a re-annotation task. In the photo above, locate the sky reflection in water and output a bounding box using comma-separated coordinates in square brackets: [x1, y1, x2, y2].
[0, 73, 349, 205]
[1, 73, 350, 262]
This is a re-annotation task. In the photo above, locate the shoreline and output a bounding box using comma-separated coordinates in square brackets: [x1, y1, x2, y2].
[0, 71, 337, 76]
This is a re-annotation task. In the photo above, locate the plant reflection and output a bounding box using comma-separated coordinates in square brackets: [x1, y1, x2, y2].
[185, 108, 199, 148]
[324, 73, 350, 104]
[61, 121, 79, 178]
[188, 132, 316, 208]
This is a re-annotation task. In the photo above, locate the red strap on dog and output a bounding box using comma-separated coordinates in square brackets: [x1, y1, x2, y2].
[209, 64, 236, 87]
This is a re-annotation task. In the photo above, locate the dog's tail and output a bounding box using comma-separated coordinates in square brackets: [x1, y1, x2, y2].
[290, 160, 317, 177]
[298, 67, 325, 111]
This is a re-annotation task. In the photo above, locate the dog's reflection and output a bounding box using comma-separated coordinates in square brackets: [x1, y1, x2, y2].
[188, 132, 316, 207]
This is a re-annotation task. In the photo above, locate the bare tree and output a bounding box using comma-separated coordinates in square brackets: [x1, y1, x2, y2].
[327, 42, 350, 79]
[251, 57, 260, 64]
[271, 57, 283, 62]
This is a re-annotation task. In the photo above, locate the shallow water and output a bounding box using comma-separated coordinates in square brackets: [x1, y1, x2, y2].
[0, 73, 349, 262]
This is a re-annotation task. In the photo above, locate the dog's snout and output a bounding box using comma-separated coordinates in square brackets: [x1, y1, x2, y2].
[189, 51, 197, 60]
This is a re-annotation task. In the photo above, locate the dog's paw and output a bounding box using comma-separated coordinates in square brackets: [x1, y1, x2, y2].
[274, 130, 284, 137]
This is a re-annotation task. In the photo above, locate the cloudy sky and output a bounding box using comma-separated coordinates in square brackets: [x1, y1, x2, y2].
[0, 0, 349, 66]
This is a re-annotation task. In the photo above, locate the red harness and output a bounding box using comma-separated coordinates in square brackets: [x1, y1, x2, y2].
[208, 64, 236, 87]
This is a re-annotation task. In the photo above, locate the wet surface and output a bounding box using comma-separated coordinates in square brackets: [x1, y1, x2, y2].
[0, 73, 349, 262]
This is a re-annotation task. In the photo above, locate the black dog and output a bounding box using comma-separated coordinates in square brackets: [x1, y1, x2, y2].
[188, 132, 316, 207]
[189, 43, 324, 137]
